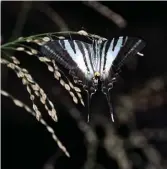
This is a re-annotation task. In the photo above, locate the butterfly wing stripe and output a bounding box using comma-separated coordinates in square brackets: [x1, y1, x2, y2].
[93, 41, 98, 71]
[69, 40, 76, 54]
[100, 41, 108, 75]
[75, 40, 89, 72]
[73, 41, 88, 73]
[102, 39, 114, 71]
[105, 37, 123, 74]
[92, 41, 96, 64]
[58, 40, 66, 50]
[96, 42, 102, 72]
[99, 41, 105, 73]
[41, 44, 74, 70]
[83, 42, 95, 73]
[81, 42, 94, 78]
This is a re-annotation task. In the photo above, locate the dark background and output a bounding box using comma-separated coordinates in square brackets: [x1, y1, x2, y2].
[1, 1, 167, 169]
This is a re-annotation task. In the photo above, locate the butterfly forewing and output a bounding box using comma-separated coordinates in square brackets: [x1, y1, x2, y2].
[40, 40, 96, 84]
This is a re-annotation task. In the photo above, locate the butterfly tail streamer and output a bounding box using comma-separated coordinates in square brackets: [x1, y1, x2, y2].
[106, 92, 115, 122]
[101, 86, 115, 122]
[86, 90, 91, 122]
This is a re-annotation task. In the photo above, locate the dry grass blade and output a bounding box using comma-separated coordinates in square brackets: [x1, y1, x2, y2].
[3, 33, 86, 107]
[128, 131, 162, 169]
[1, 90, 70, 157]
[1, 57, 58, 122]
[39, 58, 84, 106]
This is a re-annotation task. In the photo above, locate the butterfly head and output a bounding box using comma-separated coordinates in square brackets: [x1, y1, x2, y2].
[94, 71, 100, 79]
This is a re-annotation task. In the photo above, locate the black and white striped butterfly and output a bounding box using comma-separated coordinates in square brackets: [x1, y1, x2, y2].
[40, 33, 146, 122]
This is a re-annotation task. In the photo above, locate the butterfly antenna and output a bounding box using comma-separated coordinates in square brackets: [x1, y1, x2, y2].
[68, 32, 73, 41]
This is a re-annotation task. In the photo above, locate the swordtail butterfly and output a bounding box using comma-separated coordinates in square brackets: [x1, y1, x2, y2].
[40, 31, 146, 122]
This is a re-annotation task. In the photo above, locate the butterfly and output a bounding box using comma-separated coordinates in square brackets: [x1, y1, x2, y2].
[40, 32, 146, 122]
